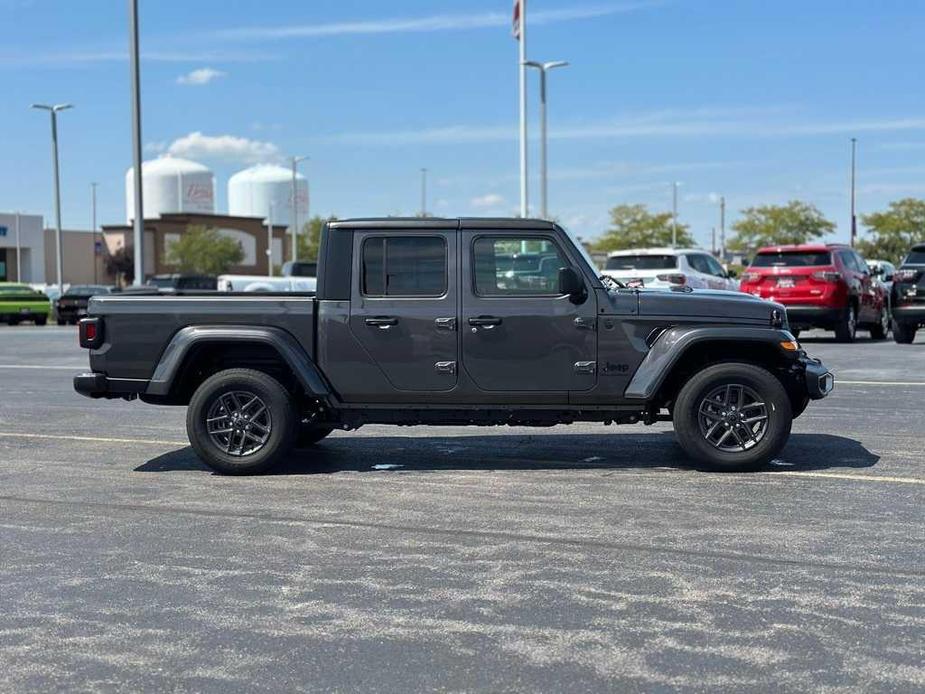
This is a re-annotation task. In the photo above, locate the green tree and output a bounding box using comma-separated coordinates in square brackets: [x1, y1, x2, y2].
[104, 247, 134, 286]
[857, 198, 925, 264]
[729, 200, 834, 252]
[592, 204, 695, 252]
[166, 225, 244, 275]
[295, 215, 338, 260]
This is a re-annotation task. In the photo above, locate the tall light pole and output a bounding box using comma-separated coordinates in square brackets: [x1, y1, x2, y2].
[850, 138, 858, 248]
[290, 155, 308, 262]
[671, 181, 679, 248]
[420, 168, 428, 217]
[90, 182, 98, 284]
[524, 60, 569, 220]
[266, 201, 274, 277]
[128, 0, 145, 285]
[719, 195, 726, 259]
[14, 212, 22, 282]
[31, 103, 72, 293]
[515, 0, 528, 217]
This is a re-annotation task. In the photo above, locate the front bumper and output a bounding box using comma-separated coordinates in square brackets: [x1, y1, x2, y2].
[802, 357, 835, 399]
[74, 372, 148, 400]
[892, 304, 925, 326]
[784, 306, 843, 328]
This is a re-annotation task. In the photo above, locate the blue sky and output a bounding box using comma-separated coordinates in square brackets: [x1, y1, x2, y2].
[1, 0, 924, 247]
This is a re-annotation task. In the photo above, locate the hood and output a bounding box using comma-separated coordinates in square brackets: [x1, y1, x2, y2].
[632, 287, 783, 324]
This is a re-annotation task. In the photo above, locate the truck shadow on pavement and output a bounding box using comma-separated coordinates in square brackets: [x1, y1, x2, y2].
[136, 432, 878, 475]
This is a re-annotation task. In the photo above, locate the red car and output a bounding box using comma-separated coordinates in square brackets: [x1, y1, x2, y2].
[739, 243, 890, 342]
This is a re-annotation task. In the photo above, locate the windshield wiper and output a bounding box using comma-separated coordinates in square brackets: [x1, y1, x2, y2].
[599, 274, 626, 290]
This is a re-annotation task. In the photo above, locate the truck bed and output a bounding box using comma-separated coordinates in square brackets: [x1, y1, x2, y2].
[88, 294, 316, 380]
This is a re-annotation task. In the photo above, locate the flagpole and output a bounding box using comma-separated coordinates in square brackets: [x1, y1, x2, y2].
[518, 0, 528, 218]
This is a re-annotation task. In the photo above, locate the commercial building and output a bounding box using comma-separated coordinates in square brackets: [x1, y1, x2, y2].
[0, 212, 46, 283]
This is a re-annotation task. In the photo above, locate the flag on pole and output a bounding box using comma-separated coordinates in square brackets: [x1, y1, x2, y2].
[512, 0, 522, 39]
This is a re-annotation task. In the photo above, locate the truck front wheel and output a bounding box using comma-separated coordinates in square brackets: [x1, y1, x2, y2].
[187, 368, 298, 475]
[672, 362, 792, 472]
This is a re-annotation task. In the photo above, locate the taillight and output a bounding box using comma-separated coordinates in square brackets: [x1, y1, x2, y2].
[811, 271, 842, 282]
[78, 317, 103, 349]
[656, 273, 687, 285]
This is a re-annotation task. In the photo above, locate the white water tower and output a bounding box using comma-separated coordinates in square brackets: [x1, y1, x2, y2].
[228, 164, 307, 227]
[125, 156, 215, 222]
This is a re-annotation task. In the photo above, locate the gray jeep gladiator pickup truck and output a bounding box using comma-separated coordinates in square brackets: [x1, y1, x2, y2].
[74, 218, 833, 474]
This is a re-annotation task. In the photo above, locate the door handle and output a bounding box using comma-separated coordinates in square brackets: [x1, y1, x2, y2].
[468, 316, 503, 327]
[435, 317, 457, 331]
[574, 317, 596, 331]
[365, 316, 398, 328]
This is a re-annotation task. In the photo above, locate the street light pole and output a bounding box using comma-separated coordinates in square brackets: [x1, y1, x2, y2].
[525, 60, 569, 220]
[267, 201, 274, 277]
[128, 0, 144, 285]
[671, 181, 679, 248]
[720, 195, 726, 259]
[31, 103, 72, 293]
[517, 0, 528, 218]
[850, 138, 858, 248]
[420, 168, 428, 217]
[14, 211, 21, 282]
[91, 182, 98, 284]
[290, 155, 308, 262]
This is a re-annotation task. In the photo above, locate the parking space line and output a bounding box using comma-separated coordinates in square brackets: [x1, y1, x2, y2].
[0, 432, 186, 446]
[0, 365, 85, 370]
[837, 380, 925, 386]
[765, 471, 925, 485]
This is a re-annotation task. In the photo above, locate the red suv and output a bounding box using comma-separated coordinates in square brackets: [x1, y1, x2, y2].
[739, 244, 890, 342]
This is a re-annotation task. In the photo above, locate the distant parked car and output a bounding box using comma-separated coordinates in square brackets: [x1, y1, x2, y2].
[54, 284, 114, 325]
[602, 248, 739, 291]
[739, 244, 889, 342]
[281, 261, 318, 278]
[217, 275, 317, 293]
[146, 274, 218, 292]
[0, 283, 51, 326]
[891, 243, 925, 344]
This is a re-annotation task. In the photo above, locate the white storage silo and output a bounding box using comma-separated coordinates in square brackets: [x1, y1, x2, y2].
[125, 156, 216, 222]
[227, 164, 308, 227]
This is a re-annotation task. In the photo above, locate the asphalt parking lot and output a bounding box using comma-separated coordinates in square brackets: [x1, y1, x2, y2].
[1, 326, 923, 692]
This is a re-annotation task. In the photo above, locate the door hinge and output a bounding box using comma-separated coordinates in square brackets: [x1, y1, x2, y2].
[574, 361, 597, 374]
[434, 361, 457, 374]
[435, 317, 457, 331]
[574, 316, 597, 331]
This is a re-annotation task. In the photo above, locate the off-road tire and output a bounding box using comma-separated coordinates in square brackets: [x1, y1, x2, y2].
[296, 425, 334, 448]
[834, 305, 857, 343]
[187, 368, 298, 475]
[34, 316, 47, 326]
[673, 362, 793, 472]
[56, 319, 67, 326]
[893, 320, 917, 344]
[869, 305, 889, 340]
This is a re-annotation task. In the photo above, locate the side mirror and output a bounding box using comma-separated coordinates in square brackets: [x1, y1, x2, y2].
[726, 268, 738, 279]
[558, 267, 585, 300]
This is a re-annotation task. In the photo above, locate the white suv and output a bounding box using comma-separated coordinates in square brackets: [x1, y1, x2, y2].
[602, 248, 739, 291]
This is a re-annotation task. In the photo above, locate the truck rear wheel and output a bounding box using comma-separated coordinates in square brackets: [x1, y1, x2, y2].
[834, 305, 857, 343]
[186, 368, 298, 475]
[672, 362, 792, 472]
[893, 320, 917, 344]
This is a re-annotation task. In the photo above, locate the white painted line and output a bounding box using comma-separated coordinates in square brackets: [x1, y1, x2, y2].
[767, 470, 925, 485]
[0, 432, 186, 446]
[836, 380, 925, 386]
[0, 365, 85, 370]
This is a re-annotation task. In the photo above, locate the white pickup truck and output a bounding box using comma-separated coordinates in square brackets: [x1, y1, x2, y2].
[217, 275, 317, 293]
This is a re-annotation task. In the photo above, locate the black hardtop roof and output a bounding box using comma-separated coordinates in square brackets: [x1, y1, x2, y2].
[327, 217, 559, 231]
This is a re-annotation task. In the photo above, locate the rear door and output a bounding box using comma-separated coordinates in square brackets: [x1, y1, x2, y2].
[460, 229, 598, 394]
[348, 230, 459, 392]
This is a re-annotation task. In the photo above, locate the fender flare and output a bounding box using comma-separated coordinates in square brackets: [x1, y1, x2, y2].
[623, 326, 793, 400]
[144, 325, 330, 397]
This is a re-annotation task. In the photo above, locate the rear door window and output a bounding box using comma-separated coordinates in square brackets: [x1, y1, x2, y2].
[362, 236, 447, 297]
[752, 252, 832, 267]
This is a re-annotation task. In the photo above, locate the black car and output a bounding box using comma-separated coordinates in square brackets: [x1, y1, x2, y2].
[892, 243, 925, 344]
[55, 285, 113, 325]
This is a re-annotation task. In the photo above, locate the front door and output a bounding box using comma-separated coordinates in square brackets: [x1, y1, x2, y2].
[460, 230, 598, 393]
[348, 230, 459, 392]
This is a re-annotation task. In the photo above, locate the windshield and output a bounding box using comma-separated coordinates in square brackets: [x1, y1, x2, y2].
[752, 251, 832, 267]
[606, 254, 678, 270]
[0, 284, 35, 294]
[904, 248, 925, 265]
[148, 277, 176, 288]
[65, 286, 109, 295]
[559, 224, 600, 274]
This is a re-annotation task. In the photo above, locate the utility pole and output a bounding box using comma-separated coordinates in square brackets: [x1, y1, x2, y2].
[515, 0, 528, 217]
[420, 168, 428, 217]
[14, 212, 21, 282]
[91, 182, 98, 284]
[720, 195, 726, 259]
[671, 181, 679, 248]
[31, 103, 72, 293]
[266, 201, 274, 277]
[128, 0, 144, 285]
[525, 60, 569, 220]
[711, 226, 716, 255]
[290, 155, 308, 262]
[850, 138, 858, 248]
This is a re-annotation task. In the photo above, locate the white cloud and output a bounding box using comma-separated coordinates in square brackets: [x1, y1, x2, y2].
[470, 193, 506, 209]
[211, 3, 657, 41]
[176, 67, 226, 85]
[165, 131, 279, 164]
